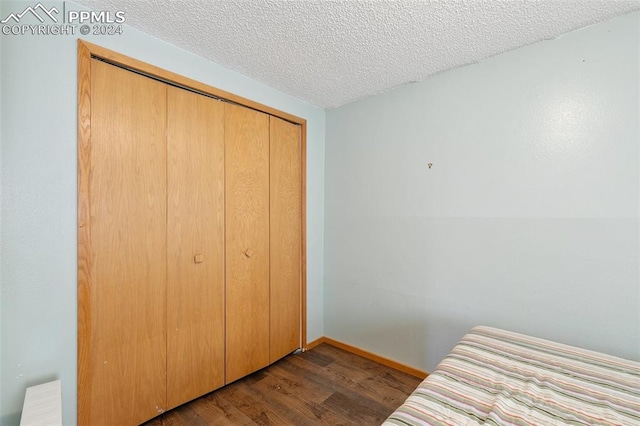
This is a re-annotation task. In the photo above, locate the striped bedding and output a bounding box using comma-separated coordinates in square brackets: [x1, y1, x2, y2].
[384, 326, 640, 426]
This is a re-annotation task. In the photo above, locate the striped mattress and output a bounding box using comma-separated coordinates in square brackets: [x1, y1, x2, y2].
[383, 326, 640, 426]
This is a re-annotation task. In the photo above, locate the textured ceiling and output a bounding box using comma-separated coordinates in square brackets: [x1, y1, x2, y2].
[75, 0, 640, 108]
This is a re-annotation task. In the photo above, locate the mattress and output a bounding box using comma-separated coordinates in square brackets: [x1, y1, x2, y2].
[383, 326, 640, 426]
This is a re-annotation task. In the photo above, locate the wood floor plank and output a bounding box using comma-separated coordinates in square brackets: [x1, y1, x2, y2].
[143, 343, 422, 426]
[249, 367, 356, 425]
[237, 377, 319, 425]
[323, 391, 390, 425]
[145, 410, 185, 426]
[298, 348, 334, 367]
[149, 405, 207, 426]
[172, 406, 208, 426]
[318, 344, 421, 390]
[267, 360, 337, 402]
[322, 359, 419, 407]
[296, 345, 418, 408]
[189, 392, 255, 425]
[285, 350, 406, 412]
[217, 384, 291, 426]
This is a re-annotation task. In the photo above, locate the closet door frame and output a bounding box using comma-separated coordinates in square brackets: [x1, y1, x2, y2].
[77, 40, 307, 426]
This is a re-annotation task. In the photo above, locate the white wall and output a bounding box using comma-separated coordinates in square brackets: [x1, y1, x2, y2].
[325, 12, 640, 373]
[0, 1, 325, 424]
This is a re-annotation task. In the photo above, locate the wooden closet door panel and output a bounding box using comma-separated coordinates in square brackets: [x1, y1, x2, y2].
[167, 87, 225, 409]
[87, 59, 167, 425]
[225, 103, 270, 383]
[269, 117, 302, 362]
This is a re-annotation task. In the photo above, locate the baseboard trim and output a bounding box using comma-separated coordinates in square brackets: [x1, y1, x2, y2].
[305, 336, 327, 351]
[305, 336, 428, 379]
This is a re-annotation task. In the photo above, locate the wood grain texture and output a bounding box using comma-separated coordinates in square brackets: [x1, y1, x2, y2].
[86, 59, 167, 425]
[78, 40, 305, 125]
[166, 87, 226, 409]
[143, 343, 423, 426]
[77, 40, 92, 426]
[78, 42, 310, 422]
[225, 103, 271, 384]
[308, 337, 428, 379]
[269, 117, 302, 362]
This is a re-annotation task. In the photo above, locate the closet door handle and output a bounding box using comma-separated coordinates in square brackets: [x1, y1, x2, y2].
[194, 254, 204, 263]
[244, 249, 254, 258]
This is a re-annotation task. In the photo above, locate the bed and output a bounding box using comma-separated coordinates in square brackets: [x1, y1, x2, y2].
[383, 326, 640, 426]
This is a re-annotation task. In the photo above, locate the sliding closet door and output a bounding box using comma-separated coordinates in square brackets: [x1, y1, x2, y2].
[83, 59, 167, 425]
[225, 103, 270, 383]
[166, 87, 225, 409]
[269, 117, 302, 362]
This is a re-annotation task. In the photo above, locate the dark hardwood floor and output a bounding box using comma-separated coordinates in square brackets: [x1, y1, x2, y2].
[144, 343, 422, 425]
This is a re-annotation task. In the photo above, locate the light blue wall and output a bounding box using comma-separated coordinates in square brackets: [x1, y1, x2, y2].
[0, 1, 325, 424]
[325, 12, 640, 372]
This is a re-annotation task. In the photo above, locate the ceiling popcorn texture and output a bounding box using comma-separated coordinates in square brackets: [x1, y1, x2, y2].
[75, 0, 640, 108]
